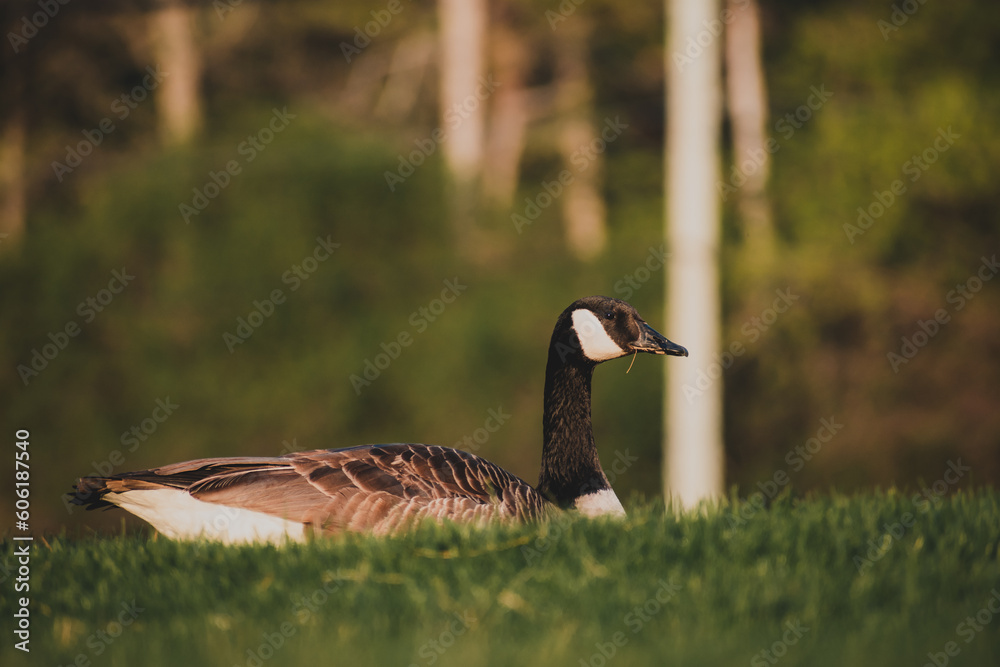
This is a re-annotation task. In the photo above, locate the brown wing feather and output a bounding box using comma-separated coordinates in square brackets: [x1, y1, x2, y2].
[283, 444, 549, 533]
[71, 457, 293, 509]
[187, 469, 336, 525]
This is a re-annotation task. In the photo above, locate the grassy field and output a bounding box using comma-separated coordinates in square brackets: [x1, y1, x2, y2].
[3, 491, 999, 667]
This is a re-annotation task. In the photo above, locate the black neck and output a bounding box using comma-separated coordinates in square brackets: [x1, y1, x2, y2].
[536, 349, 612, 507]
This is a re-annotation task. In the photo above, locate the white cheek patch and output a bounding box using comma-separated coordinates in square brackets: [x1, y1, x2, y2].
[572, 309, 625, 361]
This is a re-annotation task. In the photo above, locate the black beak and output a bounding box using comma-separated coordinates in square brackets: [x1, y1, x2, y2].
[630, 322, 688, 357]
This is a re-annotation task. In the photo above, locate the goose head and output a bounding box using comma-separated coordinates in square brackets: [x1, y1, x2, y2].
[553, 295, 688, 365]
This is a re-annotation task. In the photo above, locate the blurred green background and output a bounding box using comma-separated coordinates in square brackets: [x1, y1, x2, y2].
[1, 0, 999, 536]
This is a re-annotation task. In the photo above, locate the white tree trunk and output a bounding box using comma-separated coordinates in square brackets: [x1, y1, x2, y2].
[664, 0, 725, 508]
[437, 0, 486, 179]
[437, 0, 486, 252]
[150, 0, 202, 145]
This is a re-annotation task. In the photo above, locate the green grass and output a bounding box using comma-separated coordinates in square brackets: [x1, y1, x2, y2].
[3, 491, 1000, 667]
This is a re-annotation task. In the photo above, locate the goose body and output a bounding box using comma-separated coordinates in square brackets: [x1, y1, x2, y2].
[72, 296, 687, 543]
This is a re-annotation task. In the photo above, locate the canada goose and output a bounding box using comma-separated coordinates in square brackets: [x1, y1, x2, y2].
[71, 296, 687, 543]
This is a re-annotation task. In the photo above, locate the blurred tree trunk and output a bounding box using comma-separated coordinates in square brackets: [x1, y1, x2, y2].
[482, 18, 529, 210]
[554, 19, 606, 261]
[0, 103, 26, 247]
[437, 0, 486, 256]
[1, 22, 26, 245]
[725, 0, 774, 271]
[664, 0, 724, 508]
[374, 33, 435, 122]
[150, 0, 203, 145]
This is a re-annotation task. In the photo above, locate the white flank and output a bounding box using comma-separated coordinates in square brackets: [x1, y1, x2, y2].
[104, 489, 306, 545]
[574, 489, 627, 518]
[571, 309, 625, 361]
